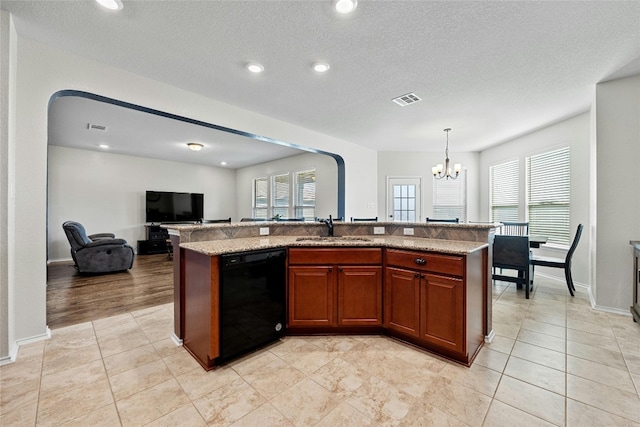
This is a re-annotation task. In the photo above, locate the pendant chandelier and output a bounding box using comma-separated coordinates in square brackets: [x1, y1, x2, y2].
[432, 128, 461, 180]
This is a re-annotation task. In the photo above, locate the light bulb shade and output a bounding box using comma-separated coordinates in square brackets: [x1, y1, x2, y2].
[335, 0, 357, 14]
[454, 164, 462, 173]
[313, 62, 330, 73]
[95, 0, 123, 10]
[187, 143, 203, 151]
[247, 63, 264, 73]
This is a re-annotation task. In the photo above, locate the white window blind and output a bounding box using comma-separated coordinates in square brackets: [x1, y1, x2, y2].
[433, 169, 467, 222]
[252, 177, 268, 218]
[271, 173, 290, 219]
[294, 168, 316, 220]
[527, 147, 571, 245]
[490, 160, 519, 222]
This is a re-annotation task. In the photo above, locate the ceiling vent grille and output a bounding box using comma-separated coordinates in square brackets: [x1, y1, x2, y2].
[87, 123, 108, 131]
[392, 92, 421, 107]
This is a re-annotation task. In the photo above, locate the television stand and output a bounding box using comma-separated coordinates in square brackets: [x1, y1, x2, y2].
[137, 225, 169, 255]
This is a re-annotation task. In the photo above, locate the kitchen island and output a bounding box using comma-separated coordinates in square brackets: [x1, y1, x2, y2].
[168, 222, 495, 370]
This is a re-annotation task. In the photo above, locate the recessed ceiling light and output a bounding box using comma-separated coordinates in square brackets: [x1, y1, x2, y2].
[99, 144, 109, 149]
[335, 0, 357, 14]
[95, 0, 123, 11]
[220, 161, 227, 166]
[313, 62, 330, 73]
[247, 63, 264, 73]
[187, 143, 203, 151]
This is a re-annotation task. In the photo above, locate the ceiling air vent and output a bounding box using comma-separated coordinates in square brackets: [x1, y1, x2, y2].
[392, 92, 421, 107]
[87, 123, 108, 131]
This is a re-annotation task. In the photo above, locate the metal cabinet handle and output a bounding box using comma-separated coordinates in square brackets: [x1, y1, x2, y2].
[414, 273, 420, 278]
[338, 267, 343, 272]
[414, 258, 426, 265]
[328, 267, 333, 272]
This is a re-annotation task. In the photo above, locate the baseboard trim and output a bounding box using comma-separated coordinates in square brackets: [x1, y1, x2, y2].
[0, 327, 51, 365]
[171, 333, 183, 346]
[484, 329, 496, 343]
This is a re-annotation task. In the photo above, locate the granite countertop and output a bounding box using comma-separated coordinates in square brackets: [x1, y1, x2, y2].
[166, 221, 499, 231]
[180, 235, 488, 256]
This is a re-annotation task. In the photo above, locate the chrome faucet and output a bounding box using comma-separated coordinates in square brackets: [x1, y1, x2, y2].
[323, 215, 334, 237]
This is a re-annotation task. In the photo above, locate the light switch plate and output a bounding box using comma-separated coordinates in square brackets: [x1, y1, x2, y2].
[259, 227, 270, 236]
[373, 227, 385, 235]
[403, 228, 414, 235]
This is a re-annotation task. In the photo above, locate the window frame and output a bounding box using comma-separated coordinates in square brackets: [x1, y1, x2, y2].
[432, 168, 468, 222]
[526, 146, 571, 246]
[489, 159, 519, 223]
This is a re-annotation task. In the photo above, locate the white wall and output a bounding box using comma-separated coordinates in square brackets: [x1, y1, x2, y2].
[377, 151, 480, 221]
[479, 113, 592, 290]
[47, 146, 237, 261]
[0, 10, 15, 360]
[3, 33, 378, 357]
[594, 75, 640, 311]
[235, 152, 338, 219]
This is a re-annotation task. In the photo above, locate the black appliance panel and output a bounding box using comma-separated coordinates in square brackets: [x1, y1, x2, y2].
[218, 248, 286, 364]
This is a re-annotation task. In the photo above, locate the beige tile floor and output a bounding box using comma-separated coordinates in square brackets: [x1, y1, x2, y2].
[2, 276, 640, 426]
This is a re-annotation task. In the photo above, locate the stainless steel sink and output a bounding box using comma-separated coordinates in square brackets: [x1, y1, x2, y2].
[295, 236, 371, 242]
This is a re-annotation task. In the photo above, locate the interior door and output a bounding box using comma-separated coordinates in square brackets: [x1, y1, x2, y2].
[386, 177, 421, 222]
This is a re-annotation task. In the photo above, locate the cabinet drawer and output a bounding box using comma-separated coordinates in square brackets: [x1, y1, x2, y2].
[385, 249, 464, 277]
[288, 248, 382, 265]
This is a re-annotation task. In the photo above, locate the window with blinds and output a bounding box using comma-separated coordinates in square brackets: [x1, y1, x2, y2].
[433, 169, 467, 222]
[252, 169, 317, 220]
[271, 173, 290, 218]
[526, 147, 570, 245]
[293, 169, 316, 220]
[252, 177, 268, 218]
[490, 160, 519, 222]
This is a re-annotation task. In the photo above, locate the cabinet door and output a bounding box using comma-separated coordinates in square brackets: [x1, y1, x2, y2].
[288, 266, 335, 327]
[338, 266, 383, 326]
[420, 273, 464, 353]
[384, 267, 420, 337]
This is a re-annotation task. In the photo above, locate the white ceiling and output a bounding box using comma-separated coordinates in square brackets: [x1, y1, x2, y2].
[3, 0, 640, 166]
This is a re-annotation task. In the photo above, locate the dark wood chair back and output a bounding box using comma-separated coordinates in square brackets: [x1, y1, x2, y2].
[500, 222, 529, 236]
[531, 224, 583, 296]
[351, 217, 378, 222]
[492, 235, 533, 298]
[426, 217, 459, 223]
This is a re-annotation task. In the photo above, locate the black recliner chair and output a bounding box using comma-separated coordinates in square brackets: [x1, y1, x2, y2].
[62, 221, 134, 274]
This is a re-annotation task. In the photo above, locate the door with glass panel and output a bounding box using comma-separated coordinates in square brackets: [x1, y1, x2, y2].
[387, 178, 421, 222]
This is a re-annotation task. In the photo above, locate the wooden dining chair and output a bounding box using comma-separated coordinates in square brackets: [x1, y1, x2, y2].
[531, 224, 583, 296]
[426, 218, 459, 223]
[492, 235, 533, 298]
[500, 222, 529, 236]
[351, 217, 378, 222]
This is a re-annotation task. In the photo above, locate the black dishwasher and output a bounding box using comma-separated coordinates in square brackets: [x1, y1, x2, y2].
[218, 248, 286, 364]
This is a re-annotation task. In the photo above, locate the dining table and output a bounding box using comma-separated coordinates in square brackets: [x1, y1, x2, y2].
[529, 235, 548, 248]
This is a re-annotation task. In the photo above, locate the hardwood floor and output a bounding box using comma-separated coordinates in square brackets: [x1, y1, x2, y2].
[46, 253, 174, 329]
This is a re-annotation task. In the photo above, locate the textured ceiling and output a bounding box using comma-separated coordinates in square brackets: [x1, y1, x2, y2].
[3, 0, 640, 162]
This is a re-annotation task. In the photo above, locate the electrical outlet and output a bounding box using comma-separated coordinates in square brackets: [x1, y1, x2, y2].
[259, 227, 270, 236]
[403, 228, 414, 235]
[373, 227, 385, 235]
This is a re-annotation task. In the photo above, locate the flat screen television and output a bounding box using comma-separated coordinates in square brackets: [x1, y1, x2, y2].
[145, 191, 204, 223]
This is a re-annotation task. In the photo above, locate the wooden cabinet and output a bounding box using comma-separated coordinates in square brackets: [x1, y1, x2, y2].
[385, 267, 420, 337]
[288, 266, 335, 327]
[338, 266, 383, 326]
[288, 248, 383, 329]
[385, 248, 483, 363]
[420, 273, 463, 353]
